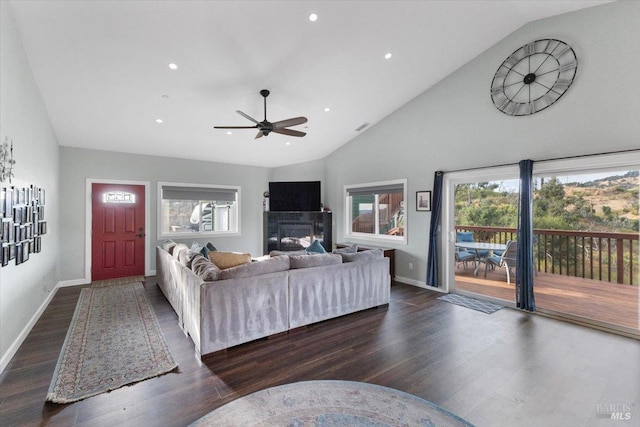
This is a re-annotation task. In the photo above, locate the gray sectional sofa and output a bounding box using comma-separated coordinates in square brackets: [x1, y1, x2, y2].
[156, 243, 391, 358]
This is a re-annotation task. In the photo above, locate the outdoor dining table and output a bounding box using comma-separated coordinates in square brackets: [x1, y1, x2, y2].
[454, 242, 507, 276]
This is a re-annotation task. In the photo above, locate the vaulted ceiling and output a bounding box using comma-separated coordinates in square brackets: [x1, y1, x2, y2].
[10, 0, 610, 167]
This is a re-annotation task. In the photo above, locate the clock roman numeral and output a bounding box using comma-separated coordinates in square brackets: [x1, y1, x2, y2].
[553, 79, 573, 92]
[558, 61, 577, 73]
[524, 42, 535, 57]
[556, 45, 573, 59]
[504, 101, 519, 115]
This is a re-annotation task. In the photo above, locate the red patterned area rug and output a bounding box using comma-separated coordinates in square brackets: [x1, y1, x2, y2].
[190, 380, 474, 427]
[90, 275, 146, 288]
[46, 282, 177, 403]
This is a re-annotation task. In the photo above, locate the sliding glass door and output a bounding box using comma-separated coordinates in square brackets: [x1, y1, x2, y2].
[532, 164, 639, 332]
[442, 152, 639, 334]
[443, 165, 520, 305]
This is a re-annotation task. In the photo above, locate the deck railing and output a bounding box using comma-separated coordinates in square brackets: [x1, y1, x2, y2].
[455, 225, 639, 285]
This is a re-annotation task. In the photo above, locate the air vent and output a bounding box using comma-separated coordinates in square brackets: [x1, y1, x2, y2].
[355, 122, 370, 132]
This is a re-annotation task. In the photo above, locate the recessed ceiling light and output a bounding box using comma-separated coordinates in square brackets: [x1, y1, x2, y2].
[384, 52, 392, 59]
[324, 107, 330, 112]
[226, 131, 232, 135]
[168, 63, 178, 70]
[155, 118, 163, 123]
[285, 142, 291, 146]
[309, 13, 318, 22]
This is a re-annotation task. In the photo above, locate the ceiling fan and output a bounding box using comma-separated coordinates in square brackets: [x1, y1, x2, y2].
[214, 89, 308, 139]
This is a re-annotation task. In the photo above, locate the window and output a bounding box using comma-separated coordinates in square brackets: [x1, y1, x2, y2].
[103, 191, 136, 204]
[158, 182, 240, 238]
[345, 179, 406, 243]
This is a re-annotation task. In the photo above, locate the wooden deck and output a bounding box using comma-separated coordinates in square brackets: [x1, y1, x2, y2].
[455, 265, 639, 330]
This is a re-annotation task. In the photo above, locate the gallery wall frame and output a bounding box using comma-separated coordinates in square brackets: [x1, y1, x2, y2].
[1, 185, 46, 267]
[416, 191, 432, 212]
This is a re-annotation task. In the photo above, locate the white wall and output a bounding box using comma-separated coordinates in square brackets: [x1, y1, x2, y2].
[58, 147, 270, 282]
[0, 2, 60, 370]
[323, 1, 640, 286]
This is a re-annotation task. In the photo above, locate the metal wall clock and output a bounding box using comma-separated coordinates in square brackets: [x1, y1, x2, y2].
[491, 39, 577, 116]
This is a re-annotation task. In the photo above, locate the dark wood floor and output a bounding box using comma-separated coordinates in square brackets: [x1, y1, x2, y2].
[1, 278, 639, 427]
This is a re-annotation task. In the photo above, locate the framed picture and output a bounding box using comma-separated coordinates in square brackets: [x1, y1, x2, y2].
[416, 191, 432, 211]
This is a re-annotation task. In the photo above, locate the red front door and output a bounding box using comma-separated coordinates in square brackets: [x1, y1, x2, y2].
[91, 183, 145, 281]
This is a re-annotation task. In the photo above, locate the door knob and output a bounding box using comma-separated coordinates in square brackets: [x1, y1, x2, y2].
[137, 233, 145, 238]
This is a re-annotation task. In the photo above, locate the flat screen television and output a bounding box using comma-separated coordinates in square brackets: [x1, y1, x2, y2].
[269, 181, 321, 212]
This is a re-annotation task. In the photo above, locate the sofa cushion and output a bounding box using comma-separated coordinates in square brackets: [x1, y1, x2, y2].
[191, 256, 221, 281]
[269, 249, 307, 257]
[208, 251, 252, 270]
[218, 256, 290, 280]
[289, 253, 342, 269]
[305, 240, 327, 254]
[340, 249, 384, 263]
[332, 244, 358, 254]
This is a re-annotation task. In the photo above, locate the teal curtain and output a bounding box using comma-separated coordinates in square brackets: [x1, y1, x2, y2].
[426, 171, 443, 287]
[516, 160, 536, 311]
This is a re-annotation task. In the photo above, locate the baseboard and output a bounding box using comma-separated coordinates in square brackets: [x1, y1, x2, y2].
[58, 278, 90, 287]
[0, 285, 59, 374]
[394, 276, 447, 293]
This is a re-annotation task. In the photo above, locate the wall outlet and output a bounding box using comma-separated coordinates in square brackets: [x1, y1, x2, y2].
[408, 262, 413, 270]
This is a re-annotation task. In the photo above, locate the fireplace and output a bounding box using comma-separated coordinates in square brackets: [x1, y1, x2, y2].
[278, 222, 314, 251]
[263, 212, 332, 254]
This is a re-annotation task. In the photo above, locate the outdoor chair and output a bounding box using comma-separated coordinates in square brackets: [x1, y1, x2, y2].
[456, 231, 490, 257]
[455, 247, 476, 270]
[484, 240, 517, 284]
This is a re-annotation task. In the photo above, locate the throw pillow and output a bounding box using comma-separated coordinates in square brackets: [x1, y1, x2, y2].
[172, 243, 189, 259]
[206, 242, 218, 252]
[218, 256, 290, 280]
[340, 249, 384, 263]
[208, 251, 252, 270]
[179, 250, 204, 268]
[191, 256, 220, 281]
[289, 253, 342, 269]
[333, 244, 358, 254]
[161, 239, 177, 254]
[191, 241, 210, 258]
[305, 240, 327, 254]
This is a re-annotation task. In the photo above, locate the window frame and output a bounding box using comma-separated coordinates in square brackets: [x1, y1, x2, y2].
[157, 181, 241, 239]
[344, 178, 407, 245]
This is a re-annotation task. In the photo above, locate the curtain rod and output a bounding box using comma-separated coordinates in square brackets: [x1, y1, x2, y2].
[440, 148, 640, 174]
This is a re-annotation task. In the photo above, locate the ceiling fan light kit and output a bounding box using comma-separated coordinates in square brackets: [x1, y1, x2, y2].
[215, 90, 308, 139]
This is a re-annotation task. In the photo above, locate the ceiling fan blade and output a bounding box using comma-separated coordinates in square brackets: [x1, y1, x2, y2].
[272, 116, 308, 128]
[255, 131, 264, 139]
[236, 110, 260, 125]
[272, 128, 306, 138]
[214, 126, 258, 129]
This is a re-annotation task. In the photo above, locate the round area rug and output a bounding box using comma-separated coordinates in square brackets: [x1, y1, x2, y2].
[190, 380, 474, 427]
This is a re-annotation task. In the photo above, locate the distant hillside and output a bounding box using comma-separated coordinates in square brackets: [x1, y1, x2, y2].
[564, 171, 639, 224]
[455, 171, 639, 233]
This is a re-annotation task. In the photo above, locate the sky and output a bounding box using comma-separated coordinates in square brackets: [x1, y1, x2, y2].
[486, 170, 638, 193]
